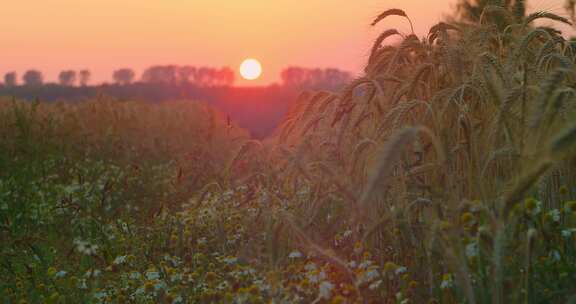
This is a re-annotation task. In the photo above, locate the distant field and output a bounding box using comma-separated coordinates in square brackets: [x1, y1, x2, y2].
[0, 84, 300, 138]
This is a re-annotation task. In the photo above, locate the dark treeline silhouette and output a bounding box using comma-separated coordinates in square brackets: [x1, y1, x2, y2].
[141, 65, 235, 87]
[281, 67, 352, 90]
[0, 65, 352, 137]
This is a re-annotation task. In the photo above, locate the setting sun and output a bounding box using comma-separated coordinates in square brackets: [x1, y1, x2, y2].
[239, 59, 262, 81]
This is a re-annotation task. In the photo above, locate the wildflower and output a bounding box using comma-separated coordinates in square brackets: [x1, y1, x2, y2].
[305, 262, 318, 272]
[548, 250, 561, 262]
[396, 292, 408, 304]
[247, 284, 259, 295]
[524, 198, 541, 215]
[146, 270, 160, 280]
[129, 271, 142, 280]
[289, 251, 303, 259]
[562, 228, 576, 238]
[409, 280, 418, 289]
[369, 280, 382, 290]
[93, 290, 107, 301]
[205, 272, 217, 283]
[144, 281, 156, 293]
[440, 274, 453, 289]
[85, 269, 101, 278]
[546, 209, 561, 223]
[395, 266, 407, 275]
[319, 281, 334, 300]
[343, 229, 353, 238]
[565, 201, 576, 214]
[52, 270, 66, 279]
[73, 239, 98, 256]
[466, 242, 479, 258]
[353, 242, 363, 254]
[222, 256, 238, 265]
[383, 262, 398, 273]
[113, 255, 127, 265]
[331, 295, 346, 304]
[47, 267, 57, 277]
[363, 251, 372, 260]
[460, 212, 474, 224]
[358, 260, 373, 270]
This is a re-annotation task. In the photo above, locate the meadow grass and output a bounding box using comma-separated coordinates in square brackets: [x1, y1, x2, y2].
[2, 5, 576, 304]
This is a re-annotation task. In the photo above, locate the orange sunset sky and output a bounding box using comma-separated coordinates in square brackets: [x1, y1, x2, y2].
[0, 0, 571, 85]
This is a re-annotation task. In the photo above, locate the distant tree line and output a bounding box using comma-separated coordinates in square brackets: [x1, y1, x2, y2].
[2, 65, 352, 90]
[1, 65, 236, 88]
[280, 67, 352, 90]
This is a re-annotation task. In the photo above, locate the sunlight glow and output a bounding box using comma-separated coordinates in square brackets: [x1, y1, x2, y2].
[239, 59, 262, 81]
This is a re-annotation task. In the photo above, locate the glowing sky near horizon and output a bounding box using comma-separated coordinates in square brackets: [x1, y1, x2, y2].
[0, 0, 571, 85]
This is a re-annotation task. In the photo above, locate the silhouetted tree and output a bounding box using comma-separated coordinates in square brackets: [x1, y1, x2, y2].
[142, 65, 178, 84]
[178, 66, 196, 84]
[281, 67, 351, 89]
[113, 68, 135, 85]
[4, 72, 17, 87]
[79, 70, 91, 86]
[217, 67, 235, 87]
[196, 67, 214, 86]
[22, 70, 43, 86]
[59, 70, 77, 86]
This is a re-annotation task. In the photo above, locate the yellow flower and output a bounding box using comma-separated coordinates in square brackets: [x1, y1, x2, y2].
[331, 295, 346, 304]
[165, 292, 176, 303]
[353, 242, 362, 253]
[525, 198, 538, 211]
[409, 280, 418, 288]
[460, 212, 474, 224]
[167, 267, 176, 276]
[47, 267, 57, 277]
[247, 284, 259, 295]
[144, 280, 155, 293]
[363, 251, 372, 260]
[565, 201, 576, 213]
[205, 271, 217, 283]
[383, 262, 398, 273]
[126, 255, 136, 263]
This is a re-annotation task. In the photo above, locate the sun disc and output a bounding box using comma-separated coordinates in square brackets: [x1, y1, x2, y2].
[239, 58, 262, 80]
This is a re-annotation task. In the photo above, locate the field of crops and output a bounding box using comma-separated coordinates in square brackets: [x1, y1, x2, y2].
[2, 6, 576, 304]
